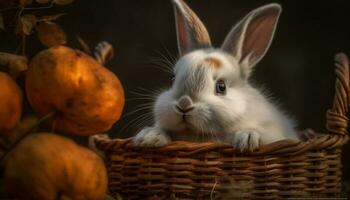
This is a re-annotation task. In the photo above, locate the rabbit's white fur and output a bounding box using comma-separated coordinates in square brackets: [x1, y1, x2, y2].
[133, 0, 299, 151]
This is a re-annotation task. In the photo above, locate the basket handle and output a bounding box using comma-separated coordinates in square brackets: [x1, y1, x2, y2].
[326, 53, 350, 135]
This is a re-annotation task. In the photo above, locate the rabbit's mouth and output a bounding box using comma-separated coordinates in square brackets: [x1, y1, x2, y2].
[168, 125, 219, 142]
[165, 117, 224, 142]
[181, 113, 192, 122]
[179, 118, 204, 133]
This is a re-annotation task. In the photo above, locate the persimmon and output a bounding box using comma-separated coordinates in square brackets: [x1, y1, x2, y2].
[0, 72, 22, 134]
[3, 132, 108, 200]
[25, 46, 125, 135]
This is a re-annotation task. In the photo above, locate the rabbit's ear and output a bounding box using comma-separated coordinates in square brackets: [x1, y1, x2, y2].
[221, 4, 281, 72]
[172, 0, 212, 55]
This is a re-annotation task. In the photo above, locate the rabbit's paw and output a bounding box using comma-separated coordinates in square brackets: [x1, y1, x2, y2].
[133, 127, 170, 147]
[232, 130, 261, 152]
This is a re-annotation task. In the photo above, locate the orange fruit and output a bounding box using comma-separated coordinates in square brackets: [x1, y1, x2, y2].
[0, 72, 22, 134]
[25, 46, 125, 135]
[4, 133, 108, 200]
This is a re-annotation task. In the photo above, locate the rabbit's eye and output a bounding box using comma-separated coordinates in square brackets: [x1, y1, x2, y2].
[215, 79, 226, 95]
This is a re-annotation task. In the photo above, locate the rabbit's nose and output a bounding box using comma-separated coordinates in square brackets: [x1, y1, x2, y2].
[176, 95, 194, 113]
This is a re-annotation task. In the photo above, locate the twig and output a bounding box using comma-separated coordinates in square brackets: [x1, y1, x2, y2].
[21, 34, 26, 56]
[77, 35, 92, 55]
[210, 178, 218, 200]
[22, 0, 55, 11]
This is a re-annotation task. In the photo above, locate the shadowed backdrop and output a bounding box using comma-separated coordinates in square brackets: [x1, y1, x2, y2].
[1, 0, 350, 192]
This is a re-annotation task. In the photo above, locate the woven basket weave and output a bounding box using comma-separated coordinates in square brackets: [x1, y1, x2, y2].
[95, 53, 350, 200]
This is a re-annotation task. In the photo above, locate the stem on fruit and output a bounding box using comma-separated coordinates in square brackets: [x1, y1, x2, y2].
[77, 35, 92, 55]
[51, 117, 57, 133]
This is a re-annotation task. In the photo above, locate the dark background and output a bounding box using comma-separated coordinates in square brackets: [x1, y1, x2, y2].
[1, 0, 350, 194]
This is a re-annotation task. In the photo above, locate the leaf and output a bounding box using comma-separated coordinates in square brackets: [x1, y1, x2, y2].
[36, 21, 67, 47]
[36, 0, 51, 4]
[9, 58, 29, 78]
[94, 41, 114, 65]
[0, 116, 38, 158]
[0, 14, 4, 30]
[6, 116, 38, 144]
[0, 52, 28, 79]
[19, 0, 33, 7]
[16, 15, 37, 35]
[39, 13, 65, 22]
[21, 15, 37, 35]
[54, 0, 74, 5]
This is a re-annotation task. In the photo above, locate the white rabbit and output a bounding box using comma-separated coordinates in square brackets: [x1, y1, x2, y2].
[133, 0, 299, 151]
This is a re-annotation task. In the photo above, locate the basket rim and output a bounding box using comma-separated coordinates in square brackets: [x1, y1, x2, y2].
[94, 132, 348, 156]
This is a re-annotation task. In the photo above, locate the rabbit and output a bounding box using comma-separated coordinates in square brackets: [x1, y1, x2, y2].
[133, 0, 299, 151]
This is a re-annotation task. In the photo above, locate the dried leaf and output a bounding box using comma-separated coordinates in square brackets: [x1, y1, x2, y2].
[9, 58, 29, 78]
[94, 41, 114, 65]
[16, 15, 37, 35]
[76, 35, 92, 55]
[36, 0, 51, 4]
[36, 21, 67, 47]
[0, 52, 28, 79]
[88, 135, 106, 159]
[6, 116, 38, 144]
[0, 53, 27, 67]
[0, 116, 38, 159]
[39, 13, 65, 22]
[0, 14, 4, 30]
[54, 0, 74, 5]
[20, 0, 33, 7]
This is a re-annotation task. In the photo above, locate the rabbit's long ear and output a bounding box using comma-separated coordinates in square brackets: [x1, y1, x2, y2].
[172, 0, 211, 55]
[221, 4, 281, 71]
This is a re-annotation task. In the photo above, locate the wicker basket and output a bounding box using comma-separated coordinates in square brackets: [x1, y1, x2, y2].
[95, 53, 350, 200]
